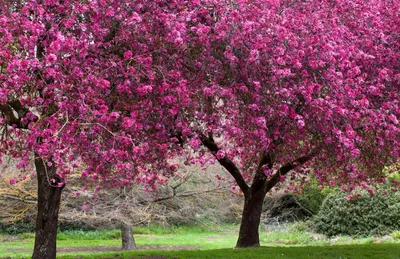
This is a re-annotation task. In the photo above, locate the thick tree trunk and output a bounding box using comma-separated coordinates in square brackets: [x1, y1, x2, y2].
[121, 224, 136, 250]
[200, 134, 317, 248]
[236, 188, 267, 248]
[32, 157, 64, 259]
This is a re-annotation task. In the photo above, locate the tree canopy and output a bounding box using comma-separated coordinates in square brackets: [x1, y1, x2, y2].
[2, 0, 398, 191]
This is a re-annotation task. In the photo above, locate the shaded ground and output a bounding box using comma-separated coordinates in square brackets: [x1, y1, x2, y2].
[7, 245, 199, 253]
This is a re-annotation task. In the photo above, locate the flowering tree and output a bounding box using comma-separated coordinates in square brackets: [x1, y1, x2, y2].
[0, 1, 175, 258]
[0, 0, 399, 257]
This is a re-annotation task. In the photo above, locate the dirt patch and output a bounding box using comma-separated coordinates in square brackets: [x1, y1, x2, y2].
[1, 235, 24, 242]
[206, 236, 220, 240]
[7, 245, 199, 253]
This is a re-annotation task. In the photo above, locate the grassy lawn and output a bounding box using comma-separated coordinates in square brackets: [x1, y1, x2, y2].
[56, 245, 400, 259]
[1, 225, 400, 258]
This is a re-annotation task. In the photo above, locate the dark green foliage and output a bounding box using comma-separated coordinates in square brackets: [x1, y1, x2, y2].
[58, 221, 98, 231]
[315, 191, 400, 237]
[0, 221, 34, 235]
[0, 221, 98, 235]
[263, 193, 312, 222]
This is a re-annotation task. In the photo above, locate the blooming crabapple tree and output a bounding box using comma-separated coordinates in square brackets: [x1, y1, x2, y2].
[0, 0, 399, 256]
[0, 1, 176, 258]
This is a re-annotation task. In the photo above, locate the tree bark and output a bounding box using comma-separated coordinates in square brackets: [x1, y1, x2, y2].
[32, 157, 64, 259]
[235, 151, 318, 248]
[121, 224, 136, 250]
[236, 176, 268, 248]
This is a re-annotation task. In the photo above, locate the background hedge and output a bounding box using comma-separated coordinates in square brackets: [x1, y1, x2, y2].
[314, 191, 400, 237]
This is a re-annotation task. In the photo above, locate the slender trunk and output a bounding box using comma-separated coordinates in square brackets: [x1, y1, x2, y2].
[121, 224, 136, 250]
[236, 187, 267, 248]
[32, 157, 64, 259]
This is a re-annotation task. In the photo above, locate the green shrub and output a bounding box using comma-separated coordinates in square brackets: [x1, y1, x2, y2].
[58, 221, 98, 231]
[286, 221, 311, 233]
[296, 179, 330, 215]
[0, 221, 35, 235]
[314, 191, 400, 237]
[392, 230, 400, 240]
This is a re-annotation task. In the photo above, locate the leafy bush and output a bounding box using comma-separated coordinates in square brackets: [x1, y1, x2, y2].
[263, 193, 312, 223]
[391, 230, 400, 240]
[296, 179, 330, 215]
[0, 221, 34, 235]
[314, 191, 400, 237]
[286, 221, 312, 233]
[58, 221, 98, 231]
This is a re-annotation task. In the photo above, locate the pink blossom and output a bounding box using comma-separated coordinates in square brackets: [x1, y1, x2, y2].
[216, 150, 226, 160]
[389, 114, 399, 125]
[123, 51, 132, 60]
[189, 138, 200, 150]
[46, 54, 57, 64]
[136, 85, 153, 96]
[297, 120, 305, 128]
[109, 112, 120, 120]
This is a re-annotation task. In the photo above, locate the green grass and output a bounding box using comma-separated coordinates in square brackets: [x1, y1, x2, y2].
[56, 244, 400, 259]
[1, 224, 400, 258]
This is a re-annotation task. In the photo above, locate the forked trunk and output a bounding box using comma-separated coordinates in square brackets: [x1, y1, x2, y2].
[32, 157, 64, 259]
[199, 135, 308, 248]
[236, 189, 267, 248]
[121, 224, 136, 250]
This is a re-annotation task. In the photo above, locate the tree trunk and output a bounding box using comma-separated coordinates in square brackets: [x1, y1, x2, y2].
[121, 224, 136, 250]
[32, 157, 64, 259]
[236, 188, 267, 248]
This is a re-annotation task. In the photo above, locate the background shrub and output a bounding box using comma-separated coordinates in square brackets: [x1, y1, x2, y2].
[0, 221, 35, 235]
[296, 179, 329, 215]
[262, 193, 312, 224]
[314, 191, 400, 237]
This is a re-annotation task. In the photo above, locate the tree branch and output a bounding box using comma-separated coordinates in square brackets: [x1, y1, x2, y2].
[265, 148, 320, 193]
[0, 100, 37, 129]
[199, 133, 249, 194]
[0, 194, 37, 204]
[0, 103, 21, 127]
[256, 150, 275, 171]
[152, 186, 228, 204]
[250, 150, 276, 194]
